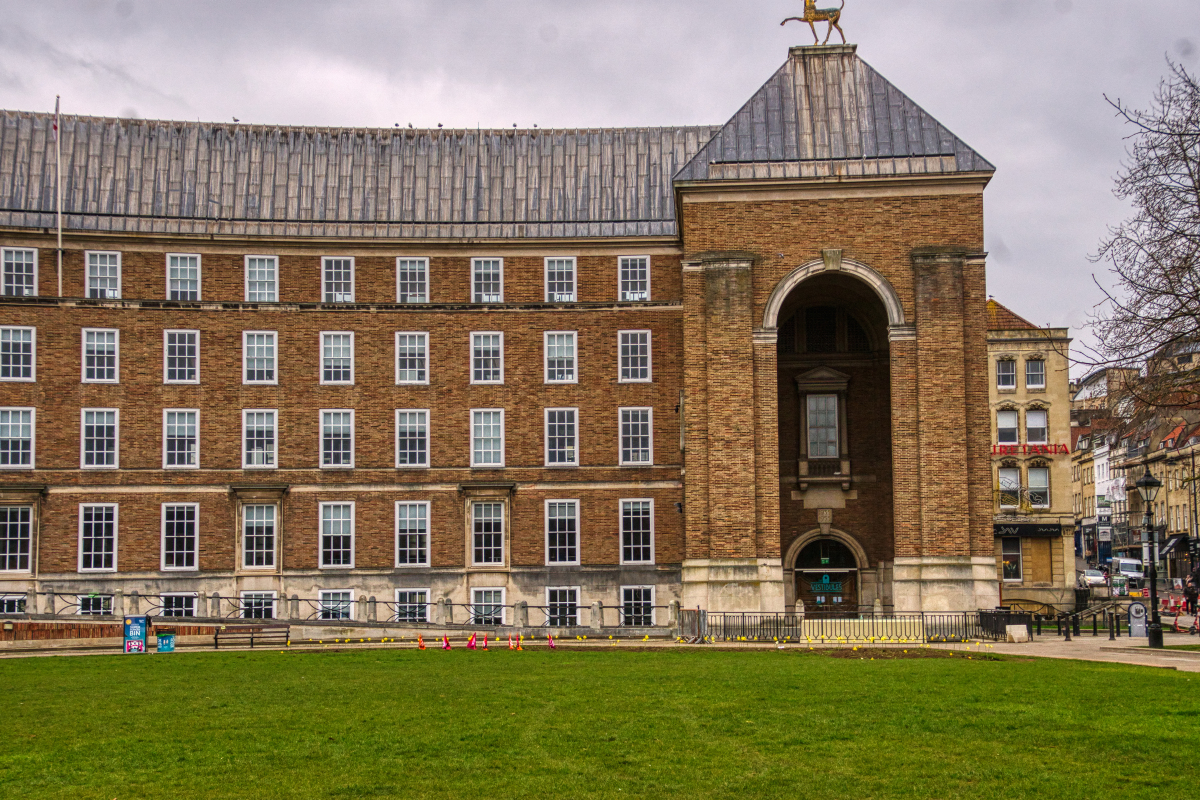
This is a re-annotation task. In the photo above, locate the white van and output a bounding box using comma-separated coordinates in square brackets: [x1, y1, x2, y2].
[1112, 558, 1144, 582]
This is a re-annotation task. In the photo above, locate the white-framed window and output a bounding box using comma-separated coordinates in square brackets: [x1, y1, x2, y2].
[395, 409, 429, 468]
[471, 409, 505, 468]
[547, 587, 579, 627]
[320, 410, 354, 468]
[619, 407, 653, 465]
[472, 258, 503, 303]
[395, 501, 429, 566]
[163, 409, 199, 469]
[546, 499, 579, 564]
[470, 587, 505, 625]
[545, 408, 578, 467]
[245, 256, 278, 302]
[163, 330, 199, 384]
[545, 257, 576, 302]
[160, 594, 197, 617]
[395, 332, 428, 384]
[1025, 359, 1045, 389]
[0, 327, 35, 381]
[79, 503, 117, 572]
[0, 408, 34, 469]
[394, 589, 430, 622]
[472, 501, 504, 565]
[161, 503, 198, 571]
[997, 410, 1019, 444]
[1001, 537, 1022, 581]
[620, 499, 654, 564]
[242, 410, 277, 469]
[807, 394, 838, 459]
[319, 501, 355, 568]
[166, 253, 201, 301]
[243, 331, 277, 385]
[1, 248, 37, 297]
[240, 591, 276, 619]
[1028, 467, 1050, 508]
[998, 467, 1021, 508]
[621, 586, 654, 626]
[618, 256, 650, 302]
[1026, 409, 1048, 444]
[82, 328, 119, 383]
[544, 331, 577, 383]
[81, 408, 119, 469]
[471, 332, 504, 384]
[397, 258, 429, 303]
[0, 506, 32, 572]
[996, 359, 1016, 389]
[618, 331, 651, 382]
[320, 332, 354, 385]
[0, 594, 27, 613]
[86, 251, 121, 299]
[79, 595, 114, 615]
[322, 257, 355, 303]
[242, 504, 276, 568]
[319, 590, 354, 620]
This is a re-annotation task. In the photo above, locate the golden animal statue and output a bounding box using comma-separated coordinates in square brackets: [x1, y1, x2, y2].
[781, 0, 846, 45]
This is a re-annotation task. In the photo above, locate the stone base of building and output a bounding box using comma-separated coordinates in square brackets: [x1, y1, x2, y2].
[680, 558, 786, 613]
[892, 557, 1000, 612]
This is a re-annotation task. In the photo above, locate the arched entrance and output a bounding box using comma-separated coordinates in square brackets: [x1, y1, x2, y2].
[793, 537, 859, 613]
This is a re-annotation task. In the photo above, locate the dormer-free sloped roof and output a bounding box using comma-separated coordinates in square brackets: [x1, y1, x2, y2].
[0, 112, 718, 238]
[674, 44, 994, 183]
[986, 299, 1038, 331]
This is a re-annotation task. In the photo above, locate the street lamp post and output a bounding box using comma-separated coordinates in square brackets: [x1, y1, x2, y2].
[1135, 466, 1164, 649]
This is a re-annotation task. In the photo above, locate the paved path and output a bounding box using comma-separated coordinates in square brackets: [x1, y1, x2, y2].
[975, 631, 1200, 672]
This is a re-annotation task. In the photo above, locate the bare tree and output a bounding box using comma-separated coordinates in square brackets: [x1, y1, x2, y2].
[1086, 60, 1200, 421]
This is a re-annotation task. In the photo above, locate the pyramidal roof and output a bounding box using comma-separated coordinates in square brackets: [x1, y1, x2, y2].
[675, 44, 994, 183]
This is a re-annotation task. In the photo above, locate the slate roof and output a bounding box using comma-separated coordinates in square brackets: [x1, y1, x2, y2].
[675, 44, 994, 183]
[0, 45, 992, 240]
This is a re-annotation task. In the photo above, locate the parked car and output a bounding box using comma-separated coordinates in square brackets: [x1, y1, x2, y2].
[1078, 569, 1107, 587]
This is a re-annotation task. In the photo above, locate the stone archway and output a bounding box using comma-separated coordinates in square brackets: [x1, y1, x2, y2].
[783, 528, 869, 614]
[762, 252, 909, 336]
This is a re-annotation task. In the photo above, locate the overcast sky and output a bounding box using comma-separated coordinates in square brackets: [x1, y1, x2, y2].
[0, 0, 1195, 368]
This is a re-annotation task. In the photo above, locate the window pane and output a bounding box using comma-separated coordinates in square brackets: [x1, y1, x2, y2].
[471, 589, 503, 625]
[244, 333, 276, 383]
[160, 595, 195, 617]
[619, 257, 649, 302]
[547, 501, 577, 563]
[547, 588, 578, 627]
[397, 259, 428, 303]
[396, 503, 428, 565]
[998, 468, 1021, 507]
[320, 591, 353, 620]
[82, 410, 117, 467]
[0, 328, 34, 380]
[243, 411, 276, 467]
[243, 505, 275, 567]
[546, 258, 575, 302]
[620, 409, 652, 464]
[0, 409, 33, 466]
[997, 410, 1018, 444]
[321, 504, 354, 567]
[472, 334, 502, 383]
[163, 504, 196, 569]
[84, 330, 118, 382]
[165, 331, 198, 382]
[0, 506, 32, 571]
[168, 255, 200, 301]
[395, 590, 429, 622]
[621, 586, 653, 626]
[241, 592, 275, 619]
[997, 360, 1016, 387]
[87, 252, 120, 299]
[807, 394, 838, 459]
[1028, 467, 1050, 507]
[545, 333, 576, 382]
[546, 409, 577, 465]
[323, 258, 354, 303]
[472, 410, 503, 466]
[246, 257, 277, 302]
[396, 333, 427, 383]
[1002, 537, 1022, 580]
[396, 410, 428, 467]
[2, 249, 36, 297]
[619, 332, 650, 381]
[621, 501, 653, 563]
[322, 411, 353, 467]
[1025, 359, 1045, 387]
[472, 503, 503, 564]
[473, 259, 502, 303]
[322, 333, 353, 383]
[164, 410, 198, 467]
[1026, 410, 1048, 444]
[80, 505, 116, 570]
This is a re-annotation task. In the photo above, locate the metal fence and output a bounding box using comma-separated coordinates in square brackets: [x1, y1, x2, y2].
[683, 610, 1021, 643]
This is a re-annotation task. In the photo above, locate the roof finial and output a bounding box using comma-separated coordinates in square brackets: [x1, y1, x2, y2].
[781, 0, 846, 45]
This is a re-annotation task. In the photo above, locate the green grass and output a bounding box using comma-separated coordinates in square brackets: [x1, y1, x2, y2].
[0, 646, 1196, 799]
[1165, 643, 1200, 651]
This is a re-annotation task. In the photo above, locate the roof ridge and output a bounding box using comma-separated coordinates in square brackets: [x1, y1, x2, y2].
[986, 298, 1039, 330]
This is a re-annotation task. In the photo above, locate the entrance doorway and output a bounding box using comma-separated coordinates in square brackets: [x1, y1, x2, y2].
[794, 538, 858, 614]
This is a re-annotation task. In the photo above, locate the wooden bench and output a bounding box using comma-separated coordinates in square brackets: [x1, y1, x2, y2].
[213, 624, 290, 649]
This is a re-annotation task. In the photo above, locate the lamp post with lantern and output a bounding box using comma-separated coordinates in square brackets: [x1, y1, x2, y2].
[1135, 466, 1164, 649]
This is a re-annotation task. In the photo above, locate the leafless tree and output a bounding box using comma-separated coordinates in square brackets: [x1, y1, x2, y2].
[1085, 60, 1200, 424]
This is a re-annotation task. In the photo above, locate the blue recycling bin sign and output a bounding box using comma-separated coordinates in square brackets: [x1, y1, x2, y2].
[123, 616, 149, 654]
[156, 631, 176, 653]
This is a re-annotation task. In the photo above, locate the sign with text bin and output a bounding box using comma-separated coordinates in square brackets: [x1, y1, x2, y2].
[123, 616, 149, 654]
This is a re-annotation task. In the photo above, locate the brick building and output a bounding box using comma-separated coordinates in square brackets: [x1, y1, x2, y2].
[0, 44, 1000, 621]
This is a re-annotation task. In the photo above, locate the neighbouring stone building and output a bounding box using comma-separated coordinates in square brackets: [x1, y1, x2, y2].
[0, 43, 1001, 623]
[986, 300, 1074, 607]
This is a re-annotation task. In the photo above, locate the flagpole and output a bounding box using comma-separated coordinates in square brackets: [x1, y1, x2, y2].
[54, 95, 62, 297]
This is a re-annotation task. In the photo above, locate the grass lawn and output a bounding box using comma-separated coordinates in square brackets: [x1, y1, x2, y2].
[0, 646, 1196, 799]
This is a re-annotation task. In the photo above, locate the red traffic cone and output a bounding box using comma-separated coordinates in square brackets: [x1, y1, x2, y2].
[442, 635, 451, 650]
[547, 634, 557, 650]
[482, 634, 489, 650]
[467, 632, 477, 650]
[418, 634, 426, 650]
[508, 635, 516, 650]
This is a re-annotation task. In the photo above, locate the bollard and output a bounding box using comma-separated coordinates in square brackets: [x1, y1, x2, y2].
[1108, 612, 1116, 641]
[1064, 617, 1072, 641]
[1074, 616, 1081, 637]
[1093, 615, 1098, 637]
